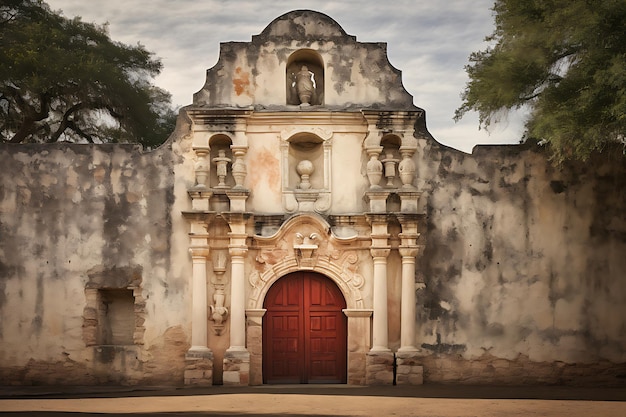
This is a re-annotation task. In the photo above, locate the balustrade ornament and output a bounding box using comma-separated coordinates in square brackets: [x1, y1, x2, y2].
[212, 149, 232, 189]
[194, 149, 210, 188]
[381, 152, 399, 187]
[366, 148, 383, 189]
[398, 147, 416, 189]
[231, 146, 247, 189]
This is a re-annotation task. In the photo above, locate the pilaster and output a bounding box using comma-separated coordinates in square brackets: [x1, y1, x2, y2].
[182, 210, 216, 386]
[222, 212, 251, 385]
[343, 309, 373, 385]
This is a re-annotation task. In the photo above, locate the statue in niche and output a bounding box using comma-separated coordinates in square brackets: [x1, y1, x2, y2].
[296, 65, 315, 105]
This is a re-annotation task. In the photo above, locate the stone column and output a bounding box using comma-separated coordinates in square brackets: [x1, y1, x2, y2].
[189, 247, 211, 352]
[371, 247, 391, 352]
[396, 213, 424, 385]
[398, 246, 419, 352]
[228, 246, 247, 351]
[365, 214, 394, 385]
[182, 213, 215, 386]
[223, 212, 251, 386]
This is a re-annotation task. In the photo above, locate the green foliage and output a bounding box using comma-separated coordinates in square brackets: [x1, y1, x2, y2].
[455, 0, 626, 162]
[0, 0, 176, 147]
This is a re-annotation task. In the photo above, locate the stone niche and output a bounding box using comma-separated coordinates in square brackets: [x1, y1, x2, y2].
[281, 128, 332, 213]
[286, 49, 324, 106]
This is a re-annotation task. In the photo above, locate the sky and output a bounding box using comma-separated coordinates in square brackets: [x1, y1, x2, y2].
[44, 0, 525, 153]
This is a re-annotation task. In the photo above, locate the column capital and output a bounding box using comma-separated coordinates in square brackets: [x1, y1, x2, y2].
[189, 247, 210, 258]
[399, 247, 420, 258]
[365, 213, 392, 225]
[228, 246, 248, 258]
[370, 247, 391, 259]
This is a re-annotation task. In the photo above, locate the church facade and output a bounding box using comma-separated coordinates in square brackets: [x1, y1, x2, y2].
[1, 11, 625, 387]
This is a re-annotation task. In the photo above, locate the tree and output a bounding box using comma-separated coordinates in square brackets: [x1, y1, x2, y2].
[0, 0, 176, 147]
[455, 0, 626, 162]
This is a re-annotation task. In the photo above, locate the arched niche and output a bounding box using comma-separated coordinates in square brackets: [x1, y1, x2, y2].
[286, 49, 324, 106]
[208, 134, 234, 189]
[380, 134, 402, 189]
[280, 128, 332, 213]
[287, 133, 324, 190]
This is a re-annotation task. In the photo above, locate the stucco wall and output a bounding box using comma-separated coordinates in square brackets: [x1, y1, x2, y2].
[0, 131, 195, 384]
[413, 139, 626, 384]
[1, 129, 624, 386]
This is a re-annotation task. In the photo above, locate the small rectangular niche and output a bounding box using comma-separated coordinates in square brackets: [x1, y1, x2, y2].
[92, 289, 135, 345]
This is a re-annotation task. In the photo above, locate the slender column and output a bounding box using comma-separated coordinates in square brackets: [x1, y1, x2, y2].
[227, 246, 248, 351]
[371, 248, 391, 352]
[367, 213, 391, 353]
[189, 247, 211, 352]
[398, 247, 419, 351]
[396, 213, 422, 352]
[222, 212, 251, 353]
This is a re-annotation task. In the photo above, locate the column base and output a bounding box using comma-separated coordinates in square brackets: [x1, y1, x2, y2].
[366, 351, 394, 385]
[395, 351, 424, 385]
[184, 349, 214, 386]
[223, 349, 250, 386]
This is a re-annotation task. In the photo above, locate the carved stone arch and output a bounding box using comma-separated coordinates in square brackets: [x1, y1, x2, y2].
[286, 49, 324, 106]
[248, 260, 364, 311]
[249, 213, 365, 310]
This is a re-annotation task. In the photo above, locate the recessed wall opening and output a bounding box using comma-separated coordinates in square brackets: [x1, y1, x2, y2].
[287, 133, 324, 190]
[286, 49, 324, 106]
[209, 134, 234, 189]
[380, 134, 402, 189]
[96, 289, 135, 345]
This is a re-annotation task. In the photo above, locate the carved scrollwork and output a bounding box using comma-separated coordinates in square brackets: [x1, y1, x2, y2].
[314, 193, 331, 213]
[248, 271, 260, 289]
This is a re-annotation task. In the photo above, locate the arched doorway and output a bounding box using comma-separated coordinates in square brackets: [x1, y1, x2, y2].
[263, 272, 347, 384]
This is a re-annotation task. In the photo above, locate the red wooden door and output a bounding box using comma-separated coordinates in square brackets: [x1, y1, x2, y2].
[263, 272, 347, 384]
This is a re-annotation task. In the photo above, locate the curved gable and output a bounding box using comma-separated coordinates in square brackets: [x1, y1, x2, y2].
[192, 10, 419, 111]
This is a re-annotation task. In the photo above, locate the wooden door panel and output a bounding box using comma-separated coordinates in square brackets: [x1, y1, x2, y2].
[264, 272, 346, 384]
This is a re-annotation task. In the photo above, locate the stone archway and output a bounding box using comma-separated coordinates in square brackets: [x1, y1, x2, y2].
[245, 213, 373, 385]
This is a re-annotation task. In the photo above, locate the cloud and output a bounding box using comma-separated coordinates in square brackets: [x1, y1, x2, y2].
[45, 0, 521, 150]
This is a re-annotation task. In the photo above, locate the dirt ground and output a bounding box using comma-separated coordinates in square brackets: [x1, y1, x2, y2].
[1, 384, 625, 416]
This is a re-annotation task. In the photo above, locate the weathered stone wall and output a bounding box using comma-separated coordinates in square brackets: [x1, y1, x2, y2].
[194, 10, 416, 111]
[1, 125, 625, 386]
[410, 138, 626, 385]
[0, 135, 193, 385]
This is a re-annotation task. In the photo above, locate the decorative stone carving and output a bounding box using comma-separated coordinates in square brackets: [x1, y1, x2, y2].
[280, 131, 333, 214]
[366, 147, 383, 189]
[398, 146, 416, 189]
[381, 151, 399, 188]
[230, 146, 247, 189]
[212, 149, 231, 189]
[250, 214, 366, 310]
[209, 288, 228, 332]
[210, 251, 228, 335]
[296, 160, 314, 190]
[194, 148, 211, 188]
[296, 65, 315, 105]
[294, 232, 319, 268]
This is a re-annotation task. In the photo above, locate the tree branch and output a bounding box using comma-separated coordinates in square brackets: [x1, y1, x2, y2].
[8, 90, 51, 143]
[48, 102, 86, 143]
